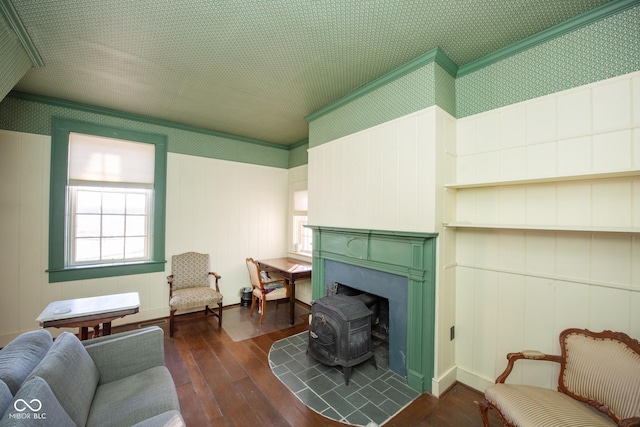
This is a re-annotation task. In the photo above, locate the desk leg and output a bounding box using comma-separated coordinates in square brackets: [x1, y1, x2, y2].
[93, 325, 100, 338]
[103, 322, 112, 335]
[80, 327, 89, 340]
[289, 279, 296, 325]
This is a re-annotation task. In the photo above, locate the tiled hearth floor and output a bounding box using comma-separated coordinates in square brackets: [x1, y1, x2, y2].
[268, 332, 420, 426]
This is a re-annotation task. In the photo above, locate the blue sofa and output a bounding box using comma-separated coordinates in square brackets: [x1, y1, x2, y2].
[0, 326, 184, 426]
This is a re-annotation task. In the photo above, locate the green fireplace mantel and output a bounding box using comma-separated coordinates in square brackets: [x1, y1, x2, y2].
[306, 225, 438, 393]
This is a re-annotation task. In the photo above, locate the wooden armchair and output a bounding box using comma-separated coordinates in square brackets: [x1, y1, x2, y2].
[167, 252, 223, 337]
[245, 258, 290, 324]
[479, 328, 640, 427]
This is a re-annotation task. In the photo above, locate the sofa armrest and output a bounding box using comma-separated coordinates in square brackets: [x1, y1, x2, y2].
[619, 417, 640, 427]
[495, 350, 562, 383]
[82, 326, 165, 385]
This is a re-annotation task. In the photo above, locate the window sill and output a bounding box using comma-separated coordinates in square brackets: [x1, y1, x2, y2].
[47, 260, 166, 283]
[287, 251, 312, 263]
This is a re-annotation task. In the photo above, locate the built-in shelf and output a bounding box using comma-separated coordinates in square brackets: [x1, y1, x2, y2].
[443, 222, 640, 234]
[444, 170, 640, 189]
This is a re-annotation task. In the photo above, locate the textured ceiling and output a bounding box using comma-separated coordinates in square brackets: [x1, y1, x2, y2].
[8, 0, 610, 146]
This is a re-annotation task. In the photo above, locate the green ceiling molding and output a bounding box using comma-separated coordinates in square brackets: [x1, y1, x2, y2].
[0, 12, 31, 100]
[306, 47, 456, 124]
[0, 0, 42, 67]
[456, 4, 640, 118]
[308, 62, 454, 148]
[0, 94, 290, 169]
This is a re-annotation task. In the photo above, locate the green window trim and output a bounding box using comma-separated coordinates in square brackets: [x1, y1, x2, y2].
[48, 117, 167, 283]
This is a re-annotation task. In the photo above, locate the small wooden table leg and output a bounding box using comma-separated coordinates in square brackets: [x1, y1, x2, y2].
[80, 326, 89, 340]
[103, 322, 112, 336]
[93, 324, 100, 338]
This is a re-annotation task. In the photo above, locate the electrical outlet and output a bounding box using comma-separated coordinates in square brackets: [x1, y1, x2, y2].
[450, 325, 455, 341]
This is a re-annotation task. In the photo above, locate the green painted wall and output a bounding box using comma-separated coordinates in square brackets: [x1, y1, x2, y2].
[456, 4, 640, 118]
[0, 94, 290, 169]
[288, 139, 309, 168]
[308, 62, 454, 148]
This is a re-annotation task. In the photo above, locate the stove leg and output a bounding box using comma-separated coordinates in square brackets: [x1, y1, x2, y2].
[343, 366, 352, 386]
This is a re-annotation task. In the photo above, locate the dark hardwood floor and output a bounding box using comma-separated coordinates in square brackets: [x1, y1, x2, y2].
[117, 306, 503, 426]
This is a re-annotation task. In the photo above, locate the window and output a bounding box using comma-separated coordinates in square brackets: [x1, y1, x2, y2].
[48, 118, 167, 282]
[293, 189, 311, 253]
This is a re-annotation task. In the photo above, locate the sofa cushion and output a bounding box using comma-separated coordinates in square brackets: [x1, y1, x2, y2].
[0, 330, 53, 395]
[0, 376, 75, 427]
[29, 331, 99, 427]
[86, 366, 180, 427]
[130, 410, 185, 427]
[485, 383, 616, 426]
[0, 381, 11, 420]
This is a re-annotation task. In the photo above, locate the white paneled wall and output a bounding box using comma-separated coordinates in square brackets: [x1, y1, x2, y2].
[0, 131, 288, 346]
[309, 106, 445, 232]
[453, 71, 640, 392]
[456, 72, 640, 184]
[166, 153, 288, 305]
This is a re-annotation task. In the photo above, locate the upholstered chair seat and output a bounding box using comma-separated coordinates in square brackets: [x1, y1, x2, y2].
[479, 328, 640, 427]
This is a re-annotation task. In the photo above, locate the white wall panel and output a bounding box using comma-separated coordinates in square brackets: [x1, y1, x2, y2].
[499, 147, 526, 181]
[499, 105, 526, 149]
[308, 106, 445, 233]
[526, 142, 556, 178]
[588, 287, 631, 332]
[525, 186, 556, 225]
[556, 183, 591, 226]
[453, 72, 640, 392]
[471, 269, 498, 380]
[557, 89, 591, 139]
[526, 97, 557, 144]
[498, 231, 526, 272]
[557, 136, 591, 176]
[457, 71, 640, 185]
[592, 78, 631, 132]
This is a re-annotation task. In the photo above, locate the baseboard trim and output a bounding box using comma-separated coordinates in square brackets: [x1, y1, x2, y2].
[431, 365, 458, 397]
[456, 367, 494, 393]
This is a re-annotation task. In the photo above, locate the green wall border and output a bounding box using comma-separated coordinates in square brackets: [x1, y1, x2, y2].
[457, 0, 639, 77]
[306, 47, 457, 124]
[9, 91, 287, 151]
[48, 117, 168, 283]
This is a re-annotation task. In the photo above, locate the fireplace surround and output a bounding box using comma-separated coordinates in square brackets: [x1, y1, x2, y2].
[307, 225, 437, 393]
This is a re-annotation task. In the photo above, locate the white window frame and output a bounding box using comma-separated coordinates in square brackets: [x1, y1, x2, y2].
[67, 186, 153, 266]
[291, 185, 311, 255]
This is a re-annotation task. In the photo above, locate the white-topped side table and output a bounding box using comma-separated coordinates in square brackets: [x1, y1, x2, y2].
[37, 292, 140, 340]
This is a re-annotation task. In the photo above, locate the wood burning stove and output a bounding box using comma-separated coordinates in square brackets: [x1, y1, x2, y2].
[307, 294, 377, 385]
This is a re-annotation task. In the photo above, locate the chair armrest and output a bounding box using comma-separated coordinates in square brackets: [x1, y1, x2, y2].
[495, 350, 562, 383]
[209, 272, 221, 291]
[619, 417, 640, 427]
[82, 326, 165, 385]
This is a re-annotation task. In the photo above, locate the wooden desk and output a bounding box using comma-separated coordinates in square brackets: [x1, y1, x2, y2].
[37, 292, 140, 340]
[257, 258, 312, 325]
